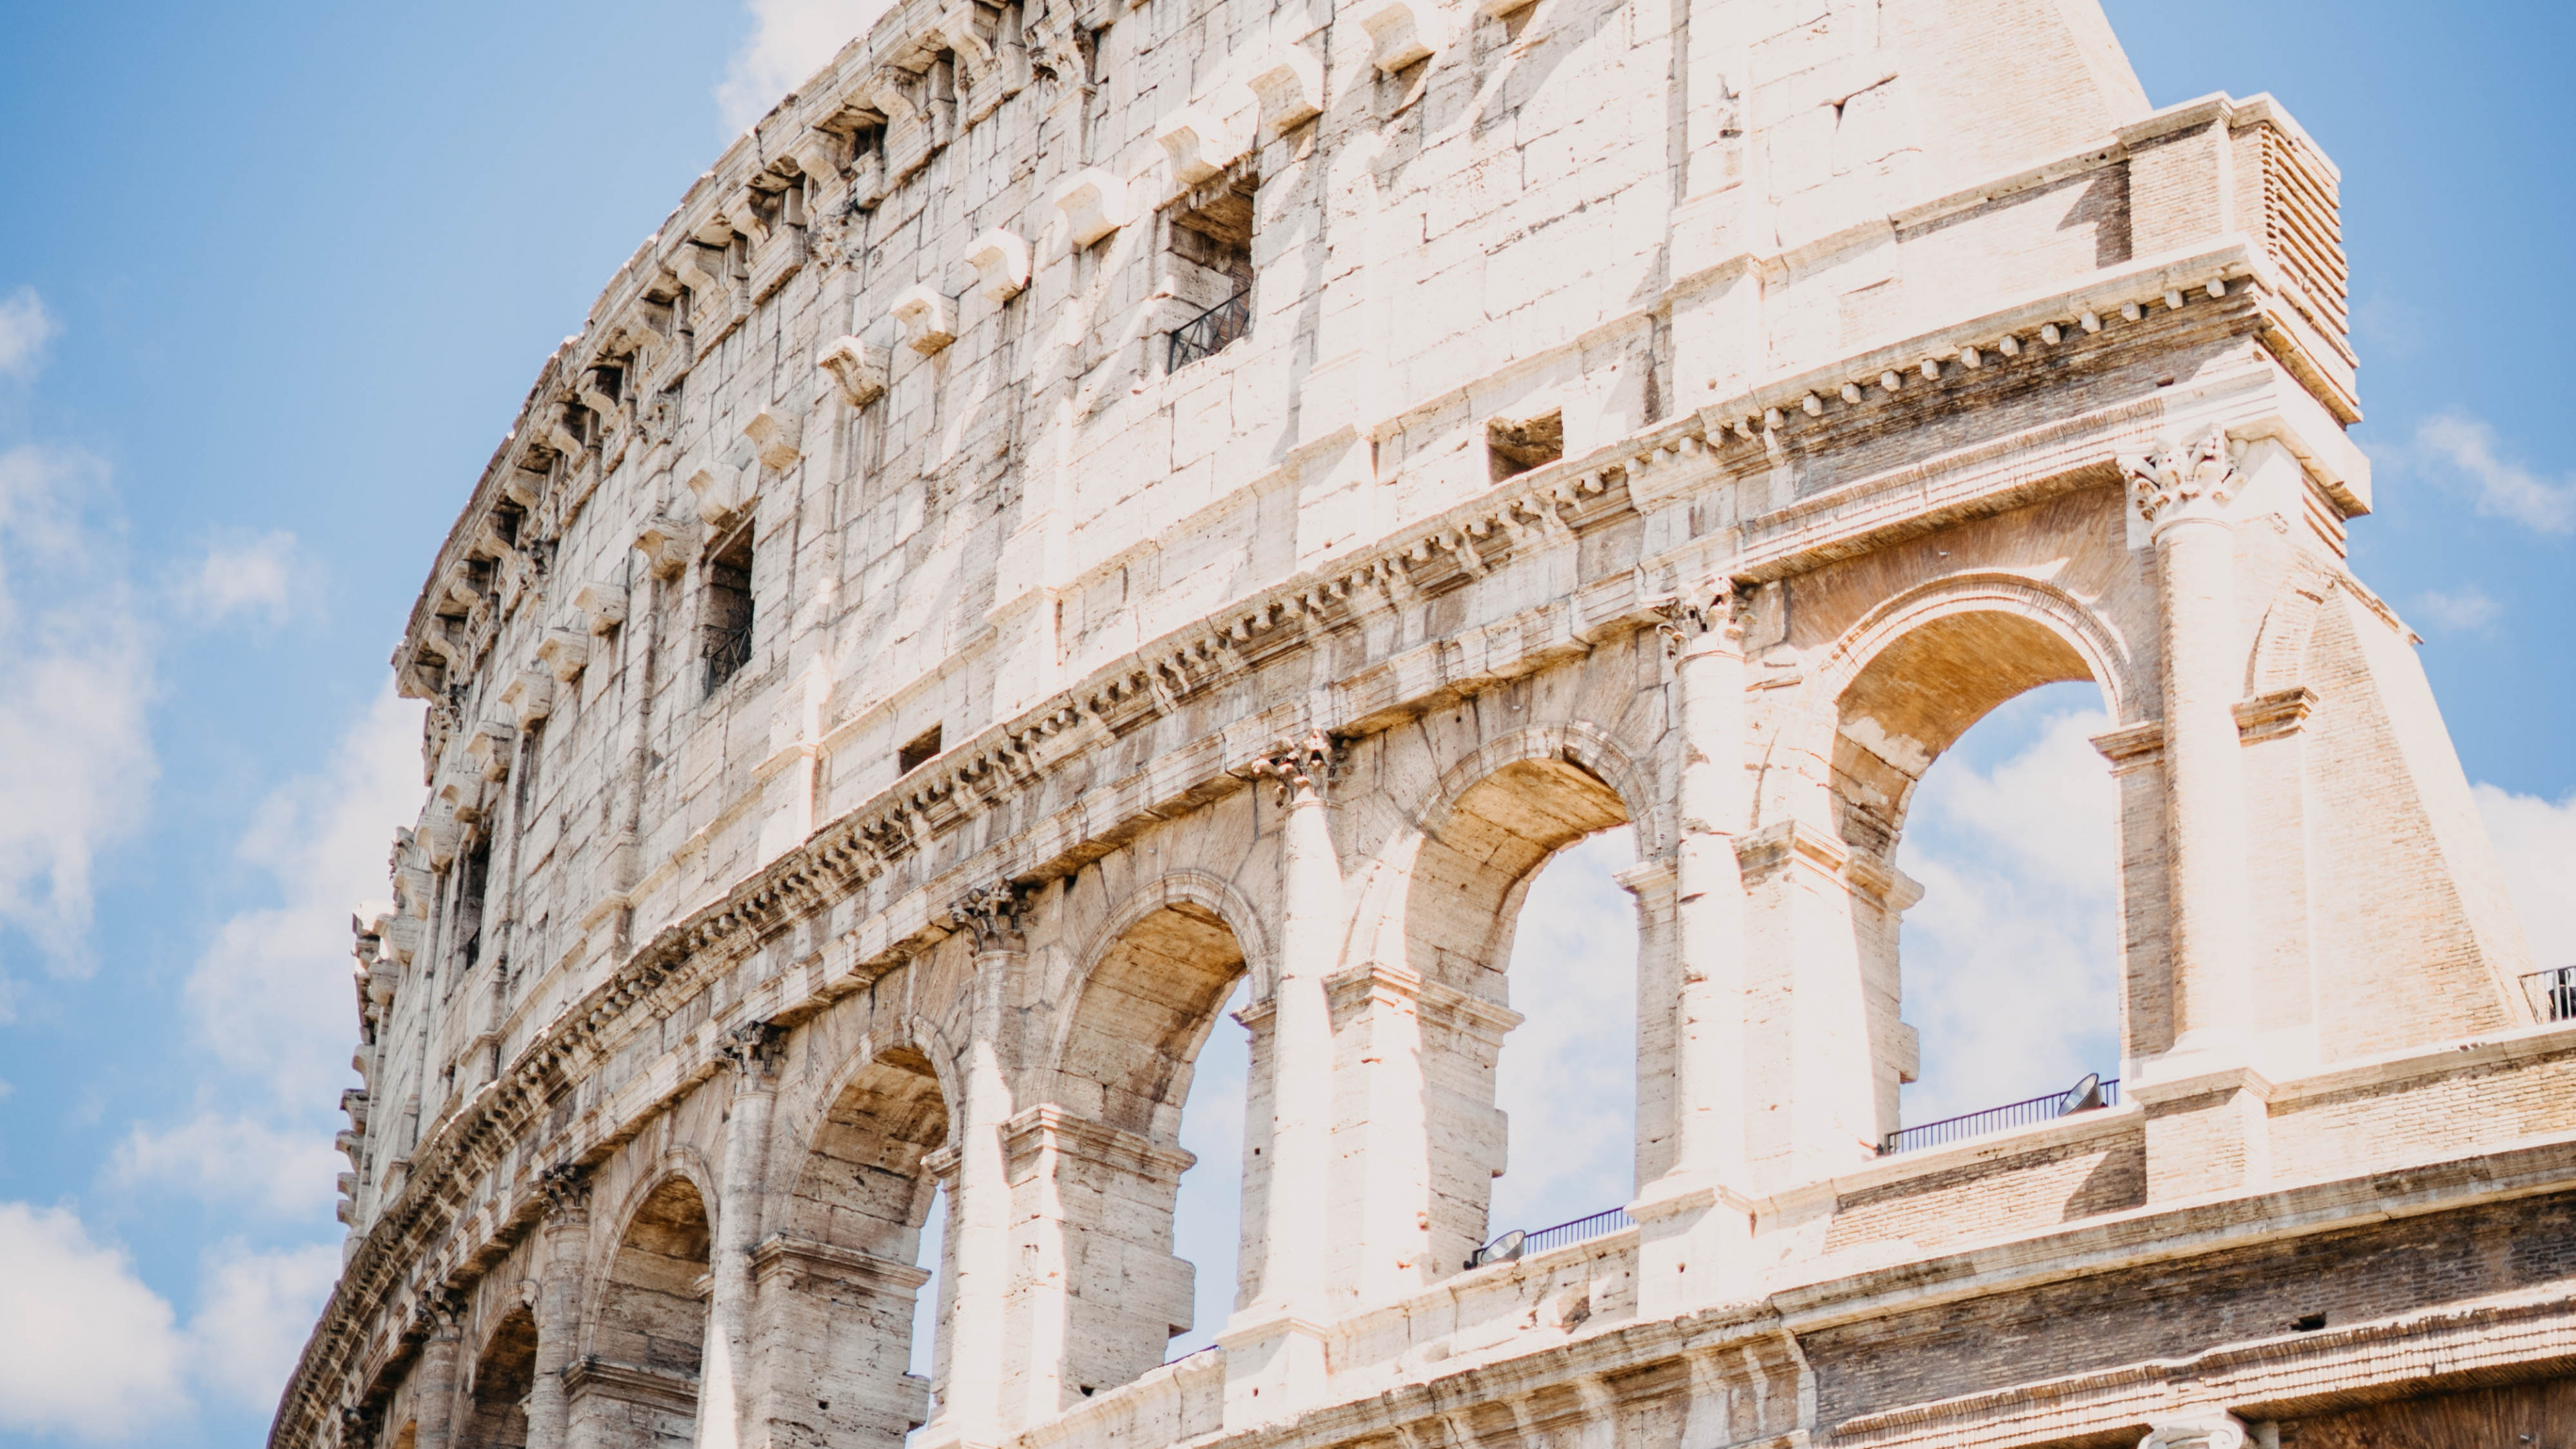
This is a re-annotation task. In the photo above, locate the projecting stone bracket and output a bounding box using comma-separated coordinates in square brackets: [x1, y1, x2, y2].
[891, 284, 958, 354]
[818, 335, 892, 405]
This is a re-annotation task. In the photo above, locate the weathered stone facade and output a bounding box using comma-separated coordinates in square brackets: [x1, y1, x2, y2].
[280, 1, 2572, 1447]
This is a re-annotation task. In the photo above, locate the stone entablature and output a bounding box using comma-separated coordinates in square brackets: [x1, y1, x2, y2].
[289, 1, 2565, 1448]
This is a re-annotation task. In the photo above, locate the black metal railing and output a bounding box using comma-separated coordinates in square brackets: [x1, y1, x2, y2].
[1168, 290, 1250, 372]
[1465, 1205, 1635, 1270]
[704, 618, 754, 694]
[1521, 1205, 1635, 1256]
[1879, 1075, 2121, 1157]
[2524, 965, 2576, 1022]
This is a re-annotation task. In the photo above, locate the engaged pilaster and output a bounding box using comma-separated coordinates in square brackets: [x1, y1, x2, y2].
[700, 1019, 783, 1449]
[1221, 731, 1342, 1427]
[526, 1165, 590, 1449]
[409, 1292, 465, 1449]
[919, 885, 1021, 1447]
[1631, 590, 1758, 1316]
[2123, 428, 2258, 1069]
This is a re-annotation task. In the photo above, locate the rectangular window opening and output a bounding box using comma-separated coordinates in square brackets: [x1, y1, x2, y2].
[1488, 409, 1564, 482]
[1167, 175, 1258, 372]
[898, 725, 944, 775]
[703, 524, 755, 696]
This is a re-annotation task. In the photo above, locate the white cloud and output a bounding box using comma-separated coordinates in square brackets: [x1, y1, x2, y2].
[0, 1203, 191, 1440]
[177, 529, 299, 627]
[1491, 826, 1639, 1232]
[1896, 698, 2123, 1123]
[716, 0, 893, 131]
[2414, 411, 2576, 534]
[184, 686, 425, 1108]
[188, 1242, 343, 1413]
[0, 445, 157, 972]
[109, 1113, 342, 1220]
[2475, 784, 2576, 969]
[2412, 586, 2502, 633]
[0, 288, 56, 380]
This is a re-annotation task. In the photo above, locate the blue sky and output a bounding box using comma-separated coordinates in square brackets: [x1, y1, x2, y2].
[0, 2, 2567, 1444]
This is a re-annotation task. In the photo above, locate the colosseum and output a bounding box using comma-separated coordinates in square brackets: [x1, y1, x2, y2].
[278, 0, 2575, 1445]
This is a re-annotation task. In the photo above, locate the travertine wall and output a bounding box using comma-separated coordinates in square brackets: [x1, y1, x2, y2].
[281, 1, 2573, 1449]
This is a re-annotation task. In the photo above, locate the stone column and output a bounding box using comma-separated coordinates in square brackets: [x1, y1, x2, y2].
[411, 1293, 465, 1449]
[527, 1165, 591, 1449]
[1632, 590, 1758, 1316]
[2123, 428, 2257, 1059]
[698, 1019, 782, 1449]
[1221, 731, 1341, 1426]
[919, 885, 1020, 1448]
[2123, 429, 2271, 1199]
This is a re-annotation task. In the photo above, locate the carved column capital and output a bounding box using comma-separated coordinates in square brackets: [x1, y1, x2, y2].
[412, 1287, 465, 1341]
[1652, 578, 1748, 658]
[538, 1163, 592, 1224]
[1251, 729, 1335, 805]
[2121, 425, 2239, 533]
[953, 881, 1026, 953]
[716, 1018, 784, 1086]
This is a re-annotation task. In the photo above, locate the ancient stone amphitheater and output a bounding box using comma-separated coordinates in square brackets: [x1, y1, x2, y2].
[280, 0, 2576, 1446]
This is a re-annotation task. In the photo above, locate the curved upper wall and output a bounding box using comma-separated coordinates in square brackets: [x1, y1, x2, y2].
[358, 0, 2353, 1244]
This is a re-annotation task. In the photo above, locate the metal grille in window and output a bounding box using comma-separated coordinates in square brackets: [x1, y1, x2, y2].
[1169, 290, 1250, 372]
[703, 529, 755, 695]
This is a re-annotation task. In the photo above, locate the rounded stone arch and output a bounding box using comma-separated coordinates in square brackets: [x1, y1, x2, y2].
[1047, 867, 1272, 1144]
[578, 1161, 716, 1385]
[1799, 572, 2137, 857]
[1356, 720, 1654, 1003]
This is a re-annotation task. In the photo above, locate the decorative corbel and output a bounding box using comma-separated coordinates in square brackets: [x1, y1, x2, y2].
[890, 284, 958, 354]
[1246, 48, 1324, 140]
[537, 627, 591, 681]
[1052, 167, 1132, 249]
[1358, 0, 1446, 73]
[498, 669, 554, 727]
[569, 580, 627, 635]
[963, 228, 1032, 302]
[743, 408, 803, 470]
[1155, 103, 1248, 186]
[464, 719, 517, 782]
[687, 462, 748, 525]
[818, 335, 892, 405]
[634, 514, 697, 580]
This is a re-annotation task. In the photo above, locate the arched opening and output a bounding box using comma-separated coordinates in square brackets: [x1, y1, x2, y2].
[776, 1047, 945, 1447]
[1487, 824, 1639, 1236]
[1050, 900, 1247, 1397]
[1402, 754, 1633, 1274]
[458, 1308, 537, 1449]
[1892, 681, 2121, 1127]
[1829, 609, 2123, 1148]
[577, 1177, 710, 1449]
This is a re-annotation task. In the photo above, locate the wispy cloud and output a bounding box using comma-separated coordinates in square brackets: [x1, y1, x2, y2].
[2412, 586, 2502, 633]
[2414, 411, 2576, 534]
[0, 288, 56, 380]
[2475, 784, 2576, 967]
[109, 1114, 342, 1219]
[0, 445, 158, 973]
[0, 1204, 345, 1439]
[0, 1202, 190, 1440]
[1492, 826, 1639, 1231]
[184, 687, 424, 1108]
[716, 0, 893, 131]
[187, 1242, 343, 1413]
[1896, 696, 2123, 1122]
[175, 529, 299, 628]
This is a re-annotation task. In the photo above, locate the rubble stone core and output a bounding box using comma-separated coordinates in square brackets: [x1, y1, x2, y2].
[282, 1, 2571, 1447]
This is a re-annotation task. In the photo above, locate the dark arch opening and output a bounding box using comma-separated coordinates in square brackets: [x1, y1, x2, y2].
[582, 1177, 710, 1449]
[458, 1308, 536, 1449]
